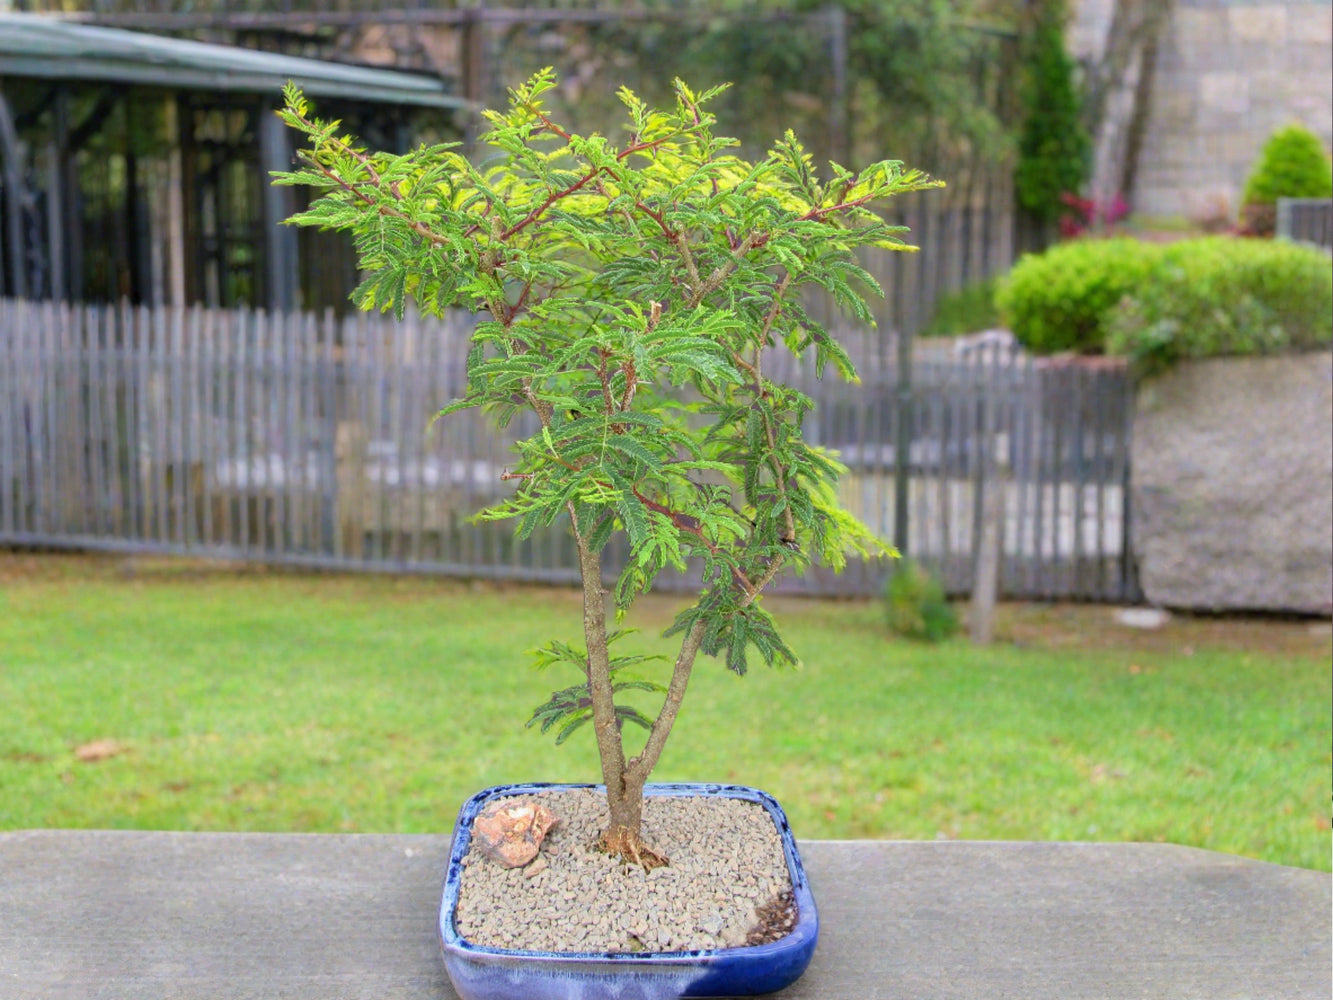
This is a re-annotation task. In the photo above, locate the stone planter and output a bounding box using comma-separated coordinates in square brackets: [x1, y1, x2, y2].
[438, 782, 819, 1000]
[1131, 352, 1333, 614]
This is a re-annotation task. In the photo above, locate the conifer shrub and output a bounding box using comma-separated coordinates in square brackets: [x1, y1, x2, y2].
[1240, 124, 1333, 236]
[1014, 0, 1090, 224]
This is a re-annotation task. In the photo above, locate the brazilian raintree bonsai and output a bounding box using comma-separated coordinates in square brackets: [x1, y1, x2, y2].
[276, 71, 935, 869]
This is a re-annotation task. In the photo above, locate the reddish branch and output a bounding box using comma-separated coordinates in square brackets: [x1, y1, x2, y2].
[619, 359, 637, 413]
[499, 171, 601, 241]
[630, 486, 755, 597]
[595, 349, 617, 416]
[522, 102, 573, 141]
[799, 191, 879, 222]
[635, 200, 676, 239]
[503, 280, 534, 326]
[758, 272, 792, 344]
[299, 152, 451, 249]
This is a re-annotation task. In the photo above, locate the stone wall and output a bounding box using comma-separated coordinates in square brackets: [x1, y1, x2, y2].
[1070, 0, 1333, 223]
[1131, 352, 1333, 614]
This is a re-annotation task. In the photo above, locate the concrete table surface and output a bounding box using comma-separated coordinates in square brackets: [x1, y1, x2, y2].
[0, 832, 1328, 1000]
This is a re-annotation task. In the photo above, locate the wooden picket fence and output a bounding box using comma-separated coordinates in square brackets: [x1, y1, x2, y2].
[0, 299, 1137, 600]
[1276, 198, 1333, 250]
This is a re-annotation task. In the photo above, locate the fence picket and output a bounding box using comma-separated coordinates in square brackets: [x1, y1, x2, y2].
[37, 298, 52, 534]
[0, 301, 13, 535]
[200, 307, 215, 548]
[323, 310, 340, 560]
[1111, 366, 1134, 602]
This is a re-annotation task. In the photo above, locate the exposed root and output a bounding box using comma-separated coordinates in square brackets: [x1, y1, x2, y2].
[597, 826, 670, 871]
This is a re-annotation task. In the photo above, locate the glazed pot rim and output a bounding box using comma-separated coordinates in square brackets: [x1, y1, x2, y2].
[438, 780, 818, 964]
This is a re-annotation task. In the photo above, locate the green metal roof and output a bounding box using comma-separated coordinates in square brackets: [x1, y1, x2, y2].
[0, 15, 469, 109]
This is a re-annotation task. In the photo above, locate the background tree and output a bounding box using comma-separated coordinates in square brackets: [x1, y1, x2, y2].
[1082, 0, 1173, 216]
[479, 0, 1020, 177]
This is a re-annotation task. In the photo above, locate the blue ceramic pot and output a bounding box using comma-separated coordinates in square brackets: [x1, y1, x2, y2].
[439, 782, 818, 1000]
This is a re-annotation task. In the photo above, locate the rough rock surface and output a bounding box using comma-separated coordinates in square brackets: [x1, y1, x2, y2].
[470, 799, 557, 868]
[1131, 353, 1333, 613]
[453, 789, 793, 954]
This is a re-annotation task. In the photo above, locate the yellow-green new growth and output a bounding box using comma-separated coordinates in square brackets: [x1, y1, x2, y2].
[276, 68, 936, 865]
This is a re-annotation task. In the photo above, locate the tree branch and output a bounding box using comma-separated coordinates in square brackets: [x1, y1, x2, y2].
[624, 617, 706, 785]
[799, 191, 879, 222]
[763, 410, 799, 546]
[630, 486, 752, 596]
[635, 199, 677, 239]
[298, 152, 452, 249]
[673, 231, 703, 300]
[759, 272, 793, 343]
[686, 230, 767, 308]
[625, 545, 788, 786]
[522, 102, 573, 141]
[499, 168, 601, 241]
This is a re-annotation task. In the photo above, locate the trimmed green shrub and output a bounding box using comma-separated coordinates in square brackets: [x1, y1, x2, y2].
[1106, 236, 1333, 372]
[920, 278, 1000, 338]
[1242, 124, 1333, 206]
[1240, 124, 1333, 236]
[995, 237, 1164, 354]
[884, 560, 958, 643]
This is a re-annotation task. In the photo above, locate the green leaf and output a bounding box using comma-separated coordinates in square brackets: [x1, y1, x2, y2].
[554, 714, 592, 745]
[588, 511, 617, 553]
[612, 678, 668, 695]
[726, 620, 749, 676]
[609, 474, 649, 549]
[604, 435, 661, 470]
[614, 705, 655, 732]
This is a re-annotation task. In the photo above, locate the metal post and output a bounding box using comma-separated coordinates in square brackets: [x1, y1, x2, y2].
[45, 88, 68, 302]
[893, 325, 912, 554]
[826, 4, 849, 166]
[0, 91, 28, 298]
[460, 4, 487, 154]
[970, 366, 1006, 644]
[259, 109, 298, 314]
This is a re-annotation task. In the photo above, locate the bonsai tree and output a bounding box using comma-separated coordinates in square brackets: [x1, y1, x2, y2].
[276, 71, 935, 867]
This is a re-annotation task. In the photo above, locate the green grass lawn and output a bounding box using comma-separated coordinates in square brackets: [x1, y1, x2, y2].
[2, 554, 1329, 871]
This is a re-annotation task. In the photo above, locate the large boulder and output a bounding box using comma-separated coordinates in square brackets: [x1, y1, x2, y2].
[1131, 353, 1332, 614]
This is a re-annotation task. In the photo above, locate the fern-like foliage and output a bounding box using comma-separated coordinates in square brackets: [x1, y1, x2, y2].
[276, 70, 930, 756]
[526, 630, 667, 744]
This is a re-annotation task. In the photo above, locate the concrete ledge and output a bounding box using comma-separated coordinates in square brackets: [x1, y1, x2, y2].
[0, 832, 1328, 1000]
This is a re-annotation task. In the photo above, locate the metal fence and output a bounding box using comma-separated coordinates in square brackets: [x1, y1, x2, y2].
[0, 299, 1136, 600]
[1276, 198, 1333, 250]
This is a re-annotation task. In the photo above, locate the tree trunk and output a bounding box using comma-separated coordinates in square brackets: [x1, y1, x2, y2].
[566, 509, 768, 869]
[1084, 0, 1174, 219]
[572, 530, 667, 868]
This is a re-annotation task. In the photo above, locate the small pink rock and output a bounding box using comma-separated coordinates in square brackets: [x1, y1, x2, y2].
[472, 800, 558, 868]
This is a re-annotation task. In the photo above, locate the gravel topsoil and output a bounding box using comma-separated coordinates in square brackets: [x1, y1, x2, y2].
[453, 789, 796, 954]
